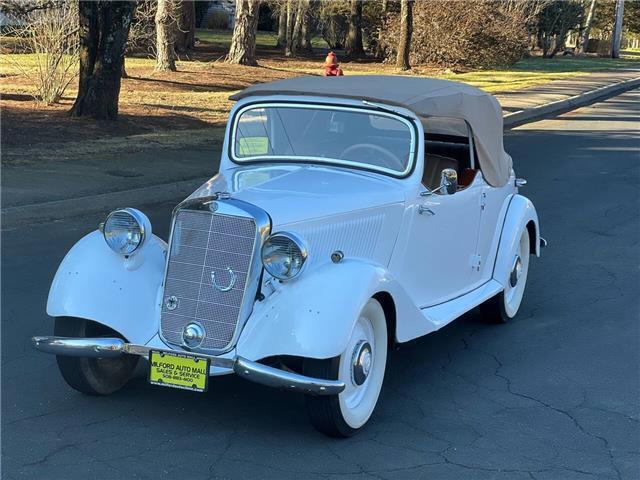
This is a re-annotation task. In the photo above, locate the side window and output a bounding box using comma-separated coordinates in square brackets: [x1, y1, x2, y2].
[421, 117, 477, 189]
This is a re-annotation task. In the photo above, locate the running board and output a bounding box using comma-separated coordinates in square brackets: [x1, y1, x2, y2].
[421, 280, 503, 329]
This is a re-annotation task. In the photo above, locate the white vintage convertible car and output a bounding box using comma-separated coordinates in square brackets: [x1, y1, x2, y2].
[33, 76, 544, 437]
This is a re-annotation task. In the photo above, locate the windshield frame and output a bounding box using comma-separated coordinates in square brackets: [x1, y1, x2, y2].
[229, 101, 418, 178]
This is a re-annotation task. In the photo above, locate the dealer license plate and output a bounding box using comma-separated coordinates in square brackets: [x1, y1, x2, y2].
[149, 350, 210, 393]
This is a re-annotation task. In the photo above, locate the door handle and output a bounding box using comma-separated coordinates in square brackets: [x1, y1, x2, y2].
[418, 205, 435, 216]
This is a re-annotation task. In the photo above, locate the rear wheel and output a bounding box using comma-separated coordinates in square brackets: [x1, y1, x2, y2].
[303, 298, 387, 437]
[54, 317, 139, 396]
[481, 230, 530, 323]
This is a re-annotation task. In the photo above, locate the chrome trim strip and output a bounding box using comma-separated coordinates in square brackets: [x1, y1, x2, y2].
[230, 102, 417, 178]
[32, 336, 125, 357]
[233, 357, 345, 395]
[159, 196, 271, 355]
[31, 336, 344, 395]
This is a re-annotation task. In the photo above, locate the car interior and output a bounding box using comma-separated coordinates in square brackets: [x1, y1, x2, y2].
[421, 117, 479, 191]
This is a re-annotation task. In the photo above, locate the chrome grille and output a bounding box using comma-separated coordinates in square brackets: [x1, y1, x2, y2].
[160, 208, 258, 351]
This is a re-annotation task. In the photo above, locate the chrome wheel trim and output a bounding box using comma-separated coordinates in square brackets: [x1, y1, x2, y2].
[504, 232, 530, 318]
[338, 299, 387, 429]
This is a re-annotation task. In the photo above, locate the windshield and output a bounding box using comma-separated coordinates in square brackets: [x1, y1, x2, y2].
[231, 104, 416, 176]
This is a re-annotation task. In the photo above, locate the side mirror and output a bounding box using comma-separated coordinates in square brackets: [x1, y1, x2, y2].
[440, 168, 458, 195]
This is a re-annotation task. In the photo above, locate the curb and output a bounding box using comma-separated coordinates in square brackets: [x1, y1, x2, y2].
[503, 75, 640, 128]
[1, 178, 207, 230]
[3, 76, 639, 229]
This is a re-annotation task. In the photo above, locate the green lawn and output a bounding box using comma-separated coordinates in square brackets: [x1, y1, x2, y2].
[509, 51, 640, 73]
[195, 28, 328, 49]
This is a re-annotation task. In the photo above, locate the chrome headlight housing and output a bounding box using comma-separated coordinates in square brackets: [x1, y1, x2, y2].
[261, 232, 308, 280]
[102, 208, 151, 255]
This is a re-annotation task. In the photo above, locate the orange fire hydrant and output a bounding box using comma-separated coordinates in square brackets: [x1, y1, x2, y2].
[323, 52, 344, 77]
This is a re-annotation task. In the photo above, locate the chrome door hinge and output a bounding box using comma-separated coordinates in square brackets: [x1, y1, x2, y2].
[469, 254, 482, 271]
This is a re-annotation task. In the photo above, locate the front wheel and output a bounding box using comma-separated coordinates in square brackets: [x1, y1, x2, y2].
[54, 317, 139, 396]
[481, 229, 531, 323]
[303, 298, 388, 437]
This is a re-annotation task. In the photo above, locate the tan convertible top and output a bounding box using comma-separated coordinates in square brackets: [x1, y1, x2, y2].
[230, 75, 512, 187]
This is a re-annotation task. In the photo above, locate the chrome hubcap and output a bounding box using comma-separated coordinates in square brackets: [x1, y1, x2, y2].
[351, 341, 372, 386]
[182, 323, 205, 348]
[509, 256, 522, 288]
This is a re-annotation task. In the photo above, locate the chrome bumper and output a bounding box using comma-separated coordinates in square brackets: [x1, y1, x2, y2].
[31, 336, 344, 396]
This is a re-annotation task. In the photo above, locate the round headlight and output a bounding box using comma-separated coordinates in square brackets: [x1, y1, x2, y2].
[261, 232, 308, 280]
[103, 208, 151, 255]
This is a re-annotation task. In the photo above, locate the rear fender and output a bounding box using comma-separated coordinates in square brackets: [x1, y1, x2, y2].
[493, 194, 540, 288]
[46, 231, 167, 344]
[236, 259, 423, 361]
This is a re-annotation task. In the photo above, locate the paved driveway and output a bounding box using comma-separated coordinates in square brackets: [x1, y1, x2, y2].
[2, 90, 638, 480]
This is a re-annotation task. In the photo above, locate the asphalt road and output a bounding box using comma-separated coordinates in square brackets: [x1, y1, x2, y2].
[2, 90, 639, 480]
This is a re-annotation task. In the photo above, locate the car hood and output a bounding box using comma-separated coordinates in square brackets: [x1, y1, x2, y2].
[188, 164, 405, 226]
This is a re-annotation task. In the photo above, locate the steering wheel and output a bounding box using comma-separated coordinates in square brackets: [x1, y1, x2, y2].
[340, 143, 403, 171]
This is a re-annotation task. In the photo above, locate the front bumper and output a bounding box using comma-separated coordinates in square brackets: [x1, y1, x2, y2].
[31, 336, 345, 396]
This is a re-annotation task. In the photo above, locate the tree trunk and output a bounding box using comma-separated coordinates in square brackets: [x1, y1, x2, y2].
[155, 0, 177, 71]
[300, 0, 312, 52]
[175, 0, 196, 52]
[70, 1, 136, 120]
[577, 0, 596, 54]
[291, 0, 304, 53]
[276, 1, 286, 48]
[285, 0, 293, 56]
[396, 0, 412, 70]
[374, 0, 388, 59]
[611, 0, 624, 58]
[226, 0, 260, 65]
[345, 0, 364, 58]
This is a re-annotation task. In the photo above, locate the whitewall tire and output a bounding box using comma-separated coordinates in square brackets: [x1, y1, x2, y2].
[482, 229, 531, 323]
[303, 298, 388, 437]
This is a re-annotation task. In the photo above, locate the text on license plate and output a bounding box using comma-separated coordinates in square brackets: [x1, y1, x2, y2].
[149, 350, 210, 392]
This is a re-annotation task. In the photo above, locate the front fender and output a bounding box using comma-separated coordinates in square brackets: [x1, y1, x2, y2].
[46, 231, 167, 344]
[236, 259, 421, 361]
[493, 194, 540, 288]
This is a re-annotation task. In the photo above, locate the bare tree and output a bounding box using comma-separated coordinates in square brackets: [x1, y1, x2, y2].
[375, 0, 389, 59]
[70, 1, 136, 119]
[291, 0, 304, 53]
[276, 0, 287, 48]
[285, 0, 294, 56]
[175, 0, 196, 52]
[9, 1, 79, 105]
[577, 0, 597, 54]
[396, 0, 412, 70]
[299, 0, 313, 52]
[226, 0, 261, 65]
[155, 0, 177, 71]
[345, 0, 364, 57]
[611, 0, 624, 58]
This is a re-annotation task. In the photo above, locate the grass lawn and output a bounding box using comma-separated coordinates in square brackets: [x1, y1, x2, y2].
[195, 28, 329, 49]
[2, 28, 639, 159]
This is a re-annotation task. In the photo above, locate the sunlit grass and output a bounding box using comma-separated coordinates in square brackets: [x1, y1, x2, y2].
[195, 28, 328, 49]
